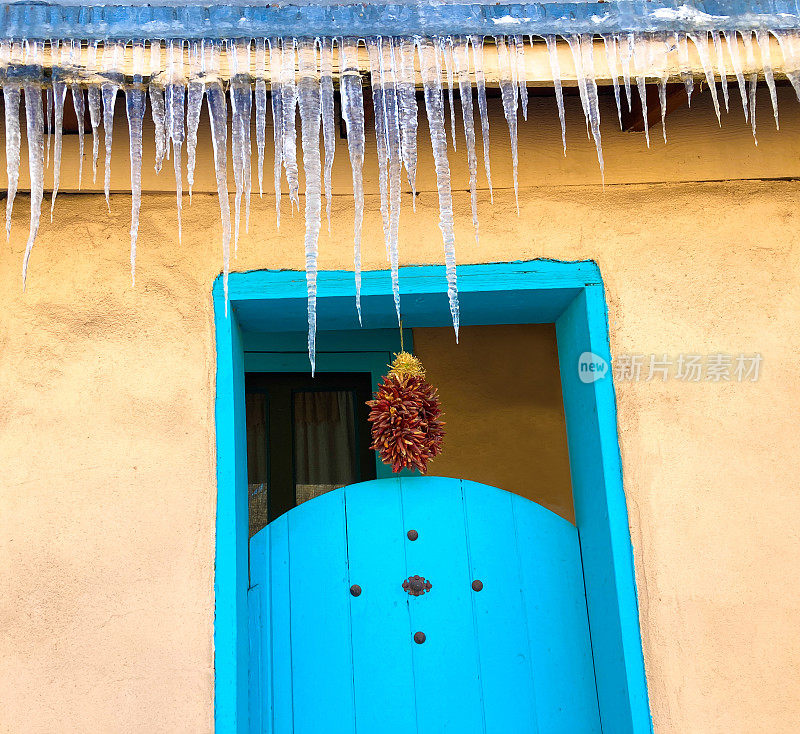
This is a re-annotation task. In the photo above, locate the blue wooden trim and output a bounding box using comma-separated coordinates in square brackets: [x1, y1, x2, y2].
[213, 260, 652, 733]
[242, 329, 412, 354]
[214, 302, 250, 734]
[556, 285, 653, 734]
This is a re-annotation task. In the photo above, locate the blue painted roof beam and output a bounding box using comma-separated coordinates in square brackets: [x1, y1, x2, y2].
[1, 0, 799, 40]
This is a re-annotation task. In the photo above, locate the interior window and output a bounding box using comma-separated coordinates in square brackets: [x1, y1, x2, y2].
[246, 373, 376, 535]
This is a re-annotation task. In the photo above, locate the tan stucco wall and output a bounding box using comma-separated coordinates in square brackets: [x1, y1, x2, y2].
[2, 85, 800, 732]
[413, 324, 574, 522]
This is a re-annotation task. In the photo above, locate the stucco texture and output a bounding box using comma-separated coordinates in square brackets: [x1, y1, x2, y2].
[2, 85, 800, 732]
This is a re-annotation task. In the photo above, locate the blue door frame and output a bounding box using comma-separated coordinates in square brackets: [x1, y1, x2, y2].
[213, 260, 653, 733]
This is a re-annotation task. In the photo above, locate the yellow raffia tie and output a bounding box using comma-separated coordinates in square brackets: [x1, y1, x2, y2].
[388, 351, 426, 379]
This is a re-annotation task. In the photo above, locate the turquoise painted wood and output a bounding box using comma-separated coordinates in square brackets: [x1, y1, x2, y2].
[248, 477, 601, 733]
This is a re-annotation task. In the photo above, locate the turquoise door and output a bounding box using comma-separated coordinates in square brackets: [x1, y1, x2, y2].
[248, 477, 601, 733]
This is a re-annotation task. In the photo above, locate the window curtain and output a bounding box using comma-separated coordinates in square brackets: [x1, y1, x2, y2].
[294, 390, 357, 505]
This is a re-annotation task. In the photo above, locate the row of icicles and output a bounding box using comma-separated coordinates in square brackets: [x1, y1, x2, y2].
[4, 30, 800, 370]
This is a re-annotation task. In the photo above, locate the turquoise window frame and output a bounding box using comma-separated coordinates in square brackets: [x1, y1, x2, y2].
[213, 261, 653, 733]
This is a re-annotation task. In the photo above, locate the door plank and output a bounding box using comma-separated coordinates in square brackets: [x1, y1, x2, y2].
[269, 516, 293, 734]
[248, 584, 265, 734]
[512, 494, 602, 733]
[401, 477, 484, 734]
[462, 481, 539, 734]
[248, 524, 271, 733]
[288, 490, 356, 734]
[345, 479, 417, 733]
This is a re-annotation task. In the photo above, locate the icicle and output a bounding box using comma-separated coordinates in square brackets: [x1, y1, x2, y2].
[4, 41, 22, 240]
[281, 38, 300, 211]
[676, 33, 694, 106]
[689, 32, 721, 125]
[229, 39, 253, 251]
[755, 30, 779, 130]
[397, 37, 419, 208]
[603, 34, 624, 129]
[101, 41, 125, 211]
[240, 46, 253, 233]
[742, 32, 759, 143]
[496, 36, 519, 212]
[724, 30, 749, 122]
[631, 36, 651, 149]
[166, 40, 186, 245]
[367, 37, 403, 322]
[206, 42, 232, 308]
[126, 41, 147, 286]
[50, 40, 68, 221]
[443, 38, 458, 150]
[711, 31, 730, 113]
[297, 39, 323, 374]
[380, 37, 404, 324]
[255, 39, 267, 199]
[186, 40, 205, 201]
[545, 36, 567, 155]
[454, 36, 480, 244]
[514, 35, 529, 121]
[45, 85, 52, 167]
[69, 41, 85, 190]
[87, 41, 102, 183]
[620, 34, 633, 112]
[340, 38, 366, 323]
[418, 38, 459, 340]
[149, 41, 168, 174]
[656, 36, 670, 143]
[470, 36, 493, 201]
[268, 38, 284, 225]
[567, 35, 604, 179]
[774, 30, 800, 105]
[505, 34, 520, 123]
[367, 38, 391, 262]
[320, 38, 336, 228]
[21, 41, 45, 289]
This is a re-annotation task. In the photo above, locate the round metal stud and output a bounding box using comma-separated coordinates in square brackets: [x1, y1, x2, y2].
[471, 579, 484, 592]
[407, 529, 418, 541]
[414, 631, 426, 644]
[350, 584, 362, 597]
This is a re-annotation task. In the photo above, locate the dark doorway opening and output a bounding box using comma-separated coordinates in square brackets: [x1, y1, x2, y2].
[245, 372, 376, 534]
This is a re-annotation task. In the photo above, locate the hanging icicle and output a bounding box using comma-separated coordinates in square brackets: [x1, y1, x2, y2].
[166, 40, 186, 244]
[471, 35, 493, 201]
[101, 41, 124, 211]
[149, 40, 168, 175]
[3, 29, 800, 370]
[453, 36, 480, 244]
[496, 35, 520, 212]
[49, 40, 67, 220]
[340, 38, 366, 324]
[186, 40, 205, 201]
[397, 37, 419, 209]
[3, 41, 22, 241]
[205, 41, 232, 307]
[229, 39, 252, 252]
[255, 39, 267, 200]
[69, 40, 85, 190]
[21, 40, 44, 289]
[297, 39, 323, 374]
[320, 38, 336, 229]
[126, 41, 147, 286]
[419, 37, 460, 341]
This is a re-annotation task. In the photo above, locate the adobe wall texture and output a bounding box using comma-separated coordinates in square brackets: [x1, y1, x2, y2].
[1, 85, 799, 732]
